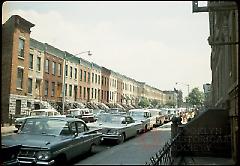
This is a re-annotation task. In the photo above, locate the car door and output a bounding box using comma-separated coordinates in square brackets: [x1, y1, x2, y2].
[125, 117, 136, 137]
[67, 121, 87, 158]
[76, 121, 91, 152]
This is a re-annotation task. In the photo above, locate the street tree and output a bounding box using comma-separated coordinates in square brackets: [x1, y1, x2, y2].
[138, 97, 150, 108]
[186, 87, 204, 108]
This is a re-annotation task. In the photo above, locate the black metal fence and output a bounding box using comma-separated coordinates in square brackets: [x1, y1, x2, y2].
[145, 131, 183, 165]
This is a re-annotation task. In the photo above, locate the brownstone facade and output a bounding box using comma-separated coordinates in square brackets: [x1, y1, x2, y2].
[42, 51, 63, 102]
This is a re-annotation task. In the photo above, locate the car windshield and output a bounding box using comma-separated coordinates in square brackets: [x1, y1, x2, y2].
[69, 110, 81, 116]
[20, 118, 68, 136]
[97, 114, 124, 124]
[129, 111, 148, 117]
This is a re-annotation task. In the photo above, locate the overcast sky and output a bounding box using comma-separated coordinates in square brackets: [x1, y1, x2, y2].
[2, 1, 211, 99]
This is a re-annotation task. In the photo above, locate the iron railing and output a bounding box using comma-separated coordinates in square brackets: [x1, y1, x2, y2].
[145, 131, 183, 165]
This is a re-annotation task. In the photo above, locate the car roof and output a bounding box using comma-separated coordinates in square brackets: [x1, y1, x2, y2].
[24, 116, 85, 123]
[31, 109, 58, 112]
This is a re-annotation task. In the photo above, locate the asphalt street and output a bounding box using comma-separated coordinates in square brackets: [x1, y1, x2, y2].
[74, 122, 172, 165]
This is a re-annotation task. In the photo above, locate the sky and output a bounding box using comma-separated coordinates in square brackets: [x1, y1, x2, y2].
[2, 1, 211, 99]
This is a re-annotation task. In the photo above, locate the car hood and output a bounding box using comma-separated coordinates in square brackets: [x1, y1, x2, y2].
[88, 122, 126, 129]
[2, 133, 67, 148]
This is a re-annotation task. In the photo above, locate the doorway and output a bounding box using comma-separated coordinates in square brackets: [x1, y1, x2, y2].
[15, 100, 21, 115]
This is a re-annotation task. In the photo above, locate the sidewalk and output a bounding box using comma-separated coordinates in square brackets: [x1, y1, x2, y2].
[173, 156, 235, 165]
[1, 125, 17, 136]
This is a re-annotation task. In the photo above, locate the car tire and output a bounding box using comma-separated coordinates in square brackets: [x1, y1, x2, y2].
[89, 143, 96, 154]
[55, 154, 67, 166]
[117, 133, 125, 144]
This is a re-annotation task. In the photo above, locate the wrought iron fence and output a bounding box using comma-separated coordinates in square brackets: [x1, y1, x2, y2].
[145, 131, 183, 165]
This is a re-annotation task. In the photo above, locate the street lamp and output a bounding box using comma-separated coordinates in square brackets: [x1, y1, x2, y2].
[175, 82, 190, 111]
[62, 50, 92, 114]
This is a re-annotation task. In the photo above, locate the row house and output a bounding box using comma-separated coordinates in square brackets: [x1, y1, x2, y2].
[2, 15, 34, 123]
[78, 58, 92, 103]
[109, 71, 118, 104]
[2, 15, 178, 124]
[27, 38, 45, 109]
[101, 67, 111, 103]
[90, 63, 102, 104]
[64, 52, 79, 103]
[116, 73, 124, 104]
[43, 44, 64, 103]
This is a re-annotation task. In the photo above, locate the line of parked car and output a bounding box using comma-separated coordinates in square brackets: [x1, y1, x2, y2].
[2, 107, 176, 165]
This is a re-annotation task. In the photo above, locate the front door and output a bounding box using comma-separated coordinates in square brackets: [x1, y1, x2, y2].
[15, 100, 21, 115]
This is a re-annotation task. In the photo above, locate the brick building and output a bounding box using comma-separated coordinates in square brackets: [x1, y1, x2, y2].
[2, 15, 34, 123]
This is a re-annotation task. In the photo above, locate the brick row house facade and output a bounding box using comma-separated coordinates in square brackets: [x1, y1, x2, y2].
[2, 15, 177, 123]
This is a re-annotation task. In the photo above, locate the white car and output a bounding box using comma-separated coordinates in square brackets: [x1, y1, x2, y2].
[66, 108, 95, 123]
[15, 109, 64, 129]
[146, 108, 166, 127]
[87, 113, 142, 144]
[128, 109, 151, 132]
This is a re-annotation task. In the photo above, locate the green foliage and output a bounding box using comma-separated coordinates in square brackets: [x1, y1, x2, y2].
[164, 101, 176, 108]
[138, 97, 150, 108]
[150, 99, 159, 107]
[186, 87, 204, 108]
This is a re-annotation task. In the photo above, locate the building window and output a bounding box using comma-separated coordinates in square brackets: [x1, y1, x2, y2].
[80, 69, 82, 81]
[95, 89, 97, 99]
[69, 84, 72, 96]
[51, 82, 55, 97]
[102, 76, 104, 85]
[45, 59, 49, 73]
[65, 84, 67, 96]
[95, 74, 97, 84]
[28, 78, 32, 94]
[18, 38, 25, 58]
[79, 86, 82, 98]
[92, 88, 94, 99]
[84, 71, 86, 82]
[88, 72, 90, 83]
[92, 73, 94, 83]
[37, 57, 41, 71]
[44, 80, 48, 96]
[70, 66, 73, 78]
[83, 87, 86, 99]
[58, 63, 62, 76]
[17, 68, 24, 89]
[65, 65, 68, 77]
[52, 62, 56, 75]
[98, 75, 100, 85]
[29, 54, 33, 69]
[75, 68, 77, 79]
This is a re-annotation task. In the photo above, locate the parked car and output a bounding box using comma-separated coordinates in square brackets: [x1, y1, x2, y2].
[87, 113, 142, 144]
[66, 108, 95, 123]
[128, 109, 151, 132]
[14, 109, 63, 130]
[107, 108, 126, 115]
[160, 109, 175, 123]
[92, 109, 106, 120]
[147, 108, 165, 127]
[2, 117, 102, 165]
